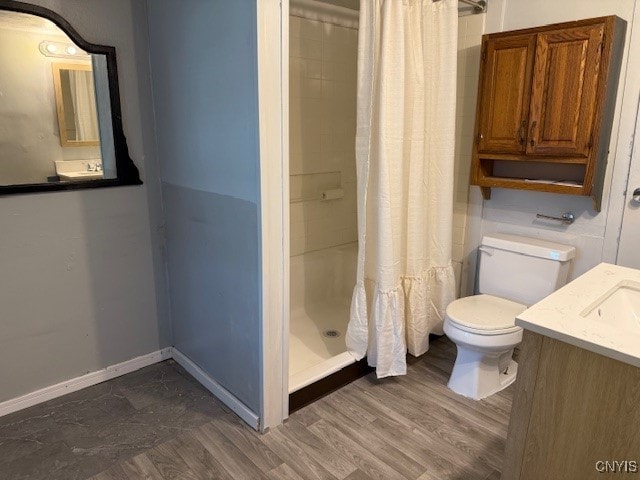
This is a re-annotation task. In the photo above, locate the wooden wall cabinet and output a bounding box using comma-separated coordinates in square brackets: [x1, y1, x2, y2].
[470, 16, 626, 210]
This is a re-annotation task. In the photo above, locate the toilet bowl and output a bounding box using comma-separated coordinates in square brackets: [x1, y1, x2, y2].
[444, 294, 525, 400]
[445, 234, 576, 400]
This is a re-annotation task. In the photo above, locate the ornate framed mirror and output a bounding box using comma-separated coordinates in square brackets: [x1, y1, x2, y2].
[0, 0, 142, 194]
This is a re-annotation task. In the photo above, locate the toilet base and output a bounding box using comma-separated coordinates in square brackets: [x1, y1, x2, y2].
[447, 346, 518, 400]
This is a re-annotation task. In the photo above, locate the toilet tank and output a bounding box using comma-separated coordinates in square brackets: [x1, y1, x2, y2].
[478, 233, 576, 306]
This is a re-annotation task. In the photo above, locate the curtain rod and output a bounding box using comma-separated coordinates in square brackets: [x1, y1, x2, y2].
[458, 0, 487, 13]
[290, 0, 359, 28]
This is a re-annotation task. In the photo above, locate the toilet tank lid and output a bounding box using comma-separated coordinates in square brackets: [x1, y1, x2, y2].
[482, 233, 576, 261]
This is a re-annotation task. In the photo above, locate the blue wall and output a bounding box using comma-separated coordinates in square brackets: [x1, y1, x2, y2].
[147, 0, 261, 414]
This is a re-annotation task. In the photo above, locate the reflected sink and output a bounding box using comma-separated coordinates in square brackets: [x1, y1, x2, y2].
[58, 171, 103, 181]
[581, 280, 640, 332]
[55, 160, 103, 182]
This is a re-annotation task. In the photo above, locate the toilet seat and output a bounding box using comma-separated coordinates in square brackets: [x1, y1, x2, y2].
[446, 294, 526, 335]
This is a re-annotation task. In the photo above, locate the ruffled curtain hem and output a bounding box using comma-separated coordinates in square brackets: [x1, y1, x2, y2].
[346, 263, 456, 378]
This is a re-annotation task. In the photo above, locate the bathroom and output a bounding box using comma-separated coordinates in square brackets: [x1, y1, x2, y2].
[0, 0, 639, 478]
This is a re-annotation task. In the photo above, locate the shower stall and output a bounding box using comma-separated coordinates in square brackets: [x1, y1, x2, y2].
[288, 0, 359, 396]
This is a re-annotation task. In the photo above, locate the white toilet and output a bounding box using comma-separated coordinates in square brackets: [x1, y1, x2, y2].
[444, 233, 576, 400]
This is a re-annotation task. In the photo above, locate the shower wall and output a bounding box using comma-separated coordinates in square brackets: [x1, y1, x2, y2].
[453, 13, 486, 295]
[289, 16, 358, 256]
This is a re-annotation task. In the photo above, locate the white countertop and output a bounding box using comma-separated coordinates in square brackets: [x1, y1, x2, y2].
[516, 262, 640, 368]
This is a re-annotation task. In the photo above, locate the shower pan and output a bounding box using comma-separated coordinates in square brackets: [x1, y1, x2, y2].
[289, 243, 357, 392]
[287, 0, 360, 409]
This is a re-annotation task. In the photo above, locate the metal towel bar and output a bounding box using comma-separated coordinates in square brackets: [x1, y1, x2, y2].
[535, 212, 575, 225]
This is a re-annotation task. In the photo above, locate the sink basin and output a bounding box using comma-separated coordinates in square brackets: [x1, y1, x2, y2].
[516, 263, 640, 369]
[59, 171, 104, 181]
[581, 280, 640, 332]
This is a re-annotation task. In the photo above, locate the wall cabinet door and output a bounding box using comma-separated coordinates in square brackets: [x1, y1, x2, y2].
[477, 35, 536, 154]
[526, 25, 605, 157]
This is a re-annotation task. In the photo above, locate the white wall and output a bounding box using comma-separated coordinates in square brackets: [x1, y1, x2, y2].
[289, 15, 358, 256]
[462, 0, 639, 294]
[0, 0, 170, 403]
[453, 13, 485, 295]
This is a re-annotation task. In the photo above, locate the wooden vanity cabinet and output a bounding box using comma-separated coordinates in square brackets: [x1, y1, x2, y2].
[471, 16, 626, 209]
[502, 331, 640, 480]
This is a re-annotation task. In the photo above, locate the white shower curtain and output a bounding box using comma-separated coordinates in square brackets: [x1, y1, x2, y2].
[346, 0, 457, 377]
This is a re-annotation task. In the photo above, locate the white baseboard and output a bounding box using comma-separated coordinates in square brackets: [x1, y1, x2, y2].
[0, 347, 262, 432]
[0, 347, 173, 418]
[172, 348, 260, 431]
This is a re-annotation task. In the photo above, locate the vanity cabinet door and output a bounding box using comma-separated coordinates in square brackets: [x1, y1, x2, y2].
[526, 24, 605, 157]
[477, 35, 536, 154]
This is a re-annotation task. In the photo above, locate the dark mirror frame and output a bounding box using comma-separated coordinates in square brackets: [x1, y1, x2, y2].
[0, 0, 142, 195]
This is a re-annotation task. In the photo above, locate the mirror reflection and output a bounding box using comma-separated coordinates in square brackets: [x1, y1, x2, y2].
[0, 10, 115, 186]
[52, 64, 100, 147]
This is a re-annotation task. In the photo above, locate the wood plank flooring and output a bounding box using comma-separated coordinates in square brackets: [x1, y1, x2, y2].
[0, 359, 230, 480]
[90, 337, 512, 480]
[0, 336, 512, 479]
